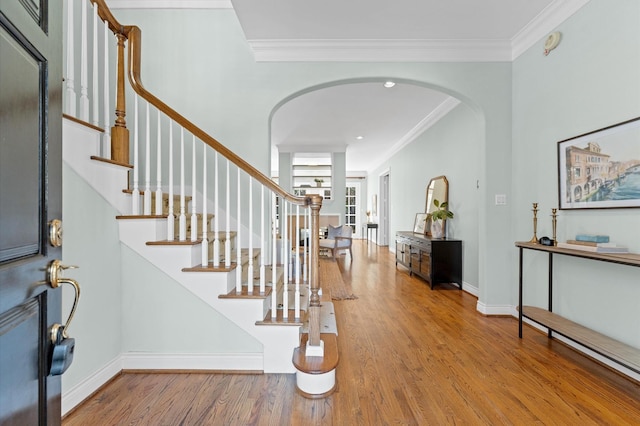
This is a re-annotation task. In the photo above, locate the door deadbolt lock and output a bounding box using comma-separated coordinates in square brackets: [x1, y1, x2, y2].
[48, 219, 63, 247]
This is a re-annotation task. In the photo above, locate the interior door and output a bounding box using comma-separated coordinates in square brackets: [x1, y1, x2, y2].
[0, 1, 63, 424]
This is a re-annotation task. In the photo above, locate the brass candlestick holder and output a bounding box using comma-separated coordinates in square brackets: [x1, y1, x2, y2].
[551, 208, 558, 246]
[529, 203, 539, 243]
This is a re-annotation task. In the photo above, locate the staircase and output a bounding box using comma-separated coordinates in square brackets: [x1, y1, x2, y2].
[64, 117, 314, 374]
[62, 0, 338, 397]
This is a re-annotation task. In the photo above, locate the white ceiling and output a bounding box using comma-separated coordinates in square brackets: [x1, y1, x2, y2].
[109, 0, 590, 174]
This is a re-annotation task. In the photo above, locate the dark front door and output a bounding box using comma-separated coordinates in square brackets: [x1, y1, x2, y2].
[0, 0, 63, 424]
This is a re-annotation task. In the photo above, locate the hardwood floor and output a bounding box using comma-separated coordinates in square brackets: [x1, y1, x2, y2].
[63, 241, 640, 425]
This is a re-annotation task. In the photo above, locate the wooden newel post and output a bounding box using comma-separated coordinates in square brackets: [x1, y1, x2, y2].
[110, 32, 129, 164]
[308, 194, 323, 349]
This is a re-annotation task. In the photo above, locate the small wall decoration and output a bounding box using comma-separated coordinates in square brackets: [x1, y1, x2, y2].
[413, 213, 428, 234]
[558, 117, 640, 210]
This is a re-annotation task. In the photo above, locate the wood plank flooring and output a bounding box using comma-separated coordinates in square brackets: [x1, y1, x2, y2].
[63, 241, 640, 425]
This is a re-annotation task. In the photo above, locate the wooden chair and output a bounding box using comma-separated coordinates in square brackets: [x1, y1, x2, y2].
[319, 225, 353, 258]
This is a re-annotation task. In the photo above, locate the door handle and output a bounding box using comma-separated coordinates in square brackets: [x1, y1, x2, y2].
[47, 260, 80, 375]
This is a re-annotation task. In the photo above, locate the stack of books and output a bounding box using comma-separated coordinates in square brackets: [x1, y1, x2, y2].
[557, 234, 629, 253]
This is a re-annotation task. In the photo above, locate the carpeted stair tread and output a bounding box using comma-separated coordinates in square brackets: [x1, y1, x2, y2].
[256, 309, 305, 326]
[182, 263, 238, 272]
[300, 301, 337, 335]
[219, 285, 273, 299]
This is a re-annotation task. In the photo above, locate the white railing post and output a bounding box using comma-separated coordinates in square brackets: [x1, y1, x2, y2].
[201, 143, 208, 265]
[260, 186, 265, 294]
[236, 168, 242, 292]
[271, 192, 277, 318]
[225, 159, 231, 268]
[102, 19, 110, 157]
[282, 203, 288, 319]
[143, 102, 151, 215]
[247, 177, 254, 294]
[179, 128, 187, 241]
[213, 153, 220, 267]
[295, 205, 301, 319]
[91, 2, 99, 126]
[79, 0, 89, 121]
[281, 198, 291, 298]
[190, 135, 198, 242]
[167, 120, 175, 241]
[65, 0, 76, 116]
[155, 109, 163, 215]
[131, 95, 140, 215]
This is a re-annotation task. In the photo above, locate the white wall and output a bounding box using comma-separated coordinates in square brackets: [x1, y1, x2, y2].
[511, 0, 640, 347]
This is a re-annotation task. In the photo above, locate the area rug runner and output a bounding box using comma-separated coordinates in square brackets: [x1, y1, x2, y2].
[319, 257, 358, 301]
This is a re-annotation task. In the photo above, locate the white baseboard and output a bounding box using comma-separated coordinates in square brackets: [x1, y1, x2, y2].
[62, 352, 264, 415]
[62, 356, 123, 416]
[120, 352, 264, 371]
[461, 281, 478, 297]
[475, 300, 517, 316]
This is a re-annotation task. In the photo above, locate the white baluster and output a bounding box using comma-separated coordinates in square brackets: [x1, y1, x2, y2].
[131, 96, 140, 215]
[295, 206, 300, 285]
[64, 0, 76, 116]
[271, 192, 277, 319]
[190, 135, 198, 242]
[260, 186, 265, 294]
[167, 120, 175, 241]
[281, 199, 292, 304]
[201, 143, 208, 266]
[282, 203, 288, 319]
[91, 2, 99, 126]
[102, 19, 110, 157]
[225, 158, 231, 268]
[295, 205, 301, 319]
[247, 178, 254, 294]
[143, 102, 151, 215]
[79, 0, 89, 120]
[305, 207, 310, 283]
[155, 110, 162, 215]
[179, 128, 187, 241]
[213, 152, 220, 267]
[236, 168, 242, 292]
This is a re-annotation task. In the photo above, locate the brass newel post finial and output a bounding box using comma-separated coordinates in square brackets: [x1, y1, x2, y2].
[551, 208, 558, 246]
[111, 32, 129, 164]
[529, 203, 539, 243]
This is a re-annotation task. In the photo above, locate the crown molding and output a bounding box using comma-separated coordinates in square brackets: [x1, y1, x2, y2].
[277, 144, 347, 153]
[249, 39, 512, 63]
[247, 0, 590, 62]
[106, 0, 232, 9]
[367, 96, 461, 173]
[511, 0, 591, 60]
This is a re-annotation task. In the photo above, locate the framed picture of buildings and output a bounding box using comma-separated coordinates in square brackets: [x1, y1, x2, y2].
[558, 117, 640, 210]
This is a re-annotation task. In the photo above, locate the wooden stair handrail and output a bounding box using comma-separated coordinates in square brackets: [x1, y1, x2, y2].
[125, 27, 312, 206]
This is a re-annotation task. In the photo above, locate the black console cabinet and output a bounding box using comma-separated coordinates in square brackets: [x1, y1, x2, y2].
[395, 232, 462, 289]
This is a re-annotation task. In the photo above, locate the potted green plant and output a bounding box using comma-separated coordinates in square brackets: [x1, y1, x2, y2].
[314, 178, 324, 187]
[427, 199, 453, 238]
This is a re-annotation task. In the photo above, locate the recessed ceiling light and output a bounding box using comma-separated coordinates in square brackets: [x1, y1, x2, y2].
[383, 81, 396, 88]
[356, 136, 364, 140]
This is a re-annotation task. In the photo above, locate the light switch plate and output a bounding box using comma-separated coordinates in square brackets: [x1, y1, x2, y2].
[495, 194, 507, 205]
